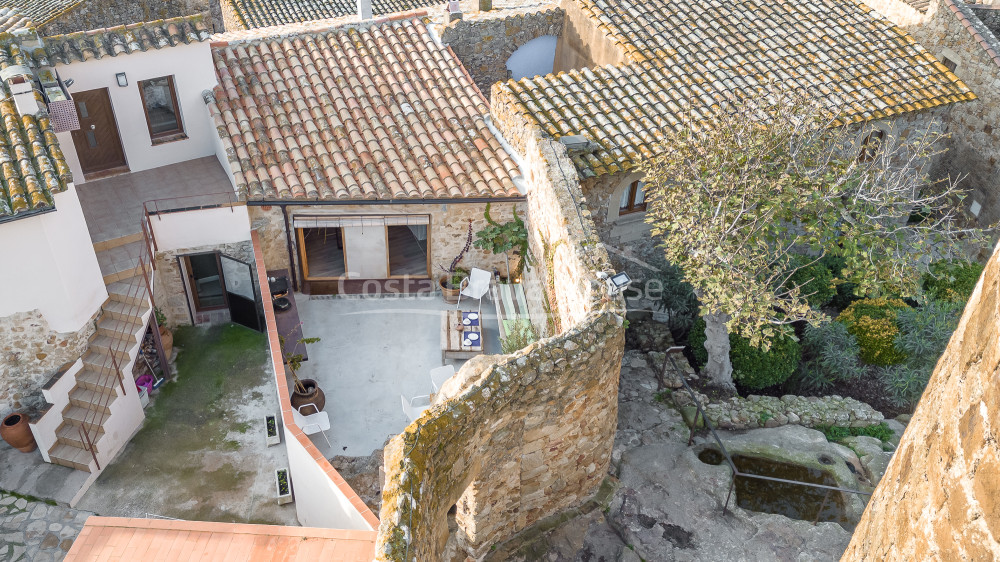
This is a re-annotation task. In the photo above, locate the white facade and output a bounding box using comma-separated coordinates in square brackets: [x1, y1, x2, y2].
[54, 42, 219, 181]
[150, 205, 252, 252]
[0, 185, 107, 332]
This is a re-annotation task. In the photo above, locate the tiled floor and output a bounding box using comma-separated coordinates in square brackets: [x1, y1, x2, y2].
[76, 157, 235, 244]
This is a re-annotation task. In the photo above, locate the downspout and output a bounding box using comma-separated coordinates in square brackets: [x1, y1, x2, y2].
[281, 205, 299, 291]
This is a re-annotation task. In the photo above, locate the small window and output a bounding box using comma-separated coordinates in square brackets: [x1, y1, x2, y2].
[858, 130, 884, 163]
[619, 180, 647, 215]
[942, 56, 957, 73]
[139, 76, 184, 139]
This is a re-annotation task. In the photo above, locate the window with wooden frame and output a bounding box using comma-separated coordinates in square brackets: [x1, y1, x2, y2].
[619, 180, 647, 215]
[138, 76, 184, 140]
[858, 130, 884, 163]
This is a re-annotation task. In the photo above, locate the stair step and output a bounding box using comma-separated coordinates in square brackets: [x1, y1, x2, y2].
[48, 443, 94, 472]
[56, 421, 104, 449]
[107, 277, 149, 306]
[82, 350, 122, 376]
[69, 385, 117, 413]
[103, 263, 145, 285]
[92, 232, 143, 253]
[96, 240, 145, 276]
[61, 406, 106, 433]
[89, 334, 130, 361]
[77, 367, 119, 392]
[97, 315, 143, 339]
[103, 299, 145, 322]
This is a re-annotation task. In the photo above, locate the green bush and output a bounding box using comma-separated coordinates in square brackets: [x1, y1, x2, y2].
[922, 260, 984, 303]
[642, 260, 700, 338]
[878, 300, 963, 408]
[836, 298, 910, 366]
[815, 422, 894, 443]
[688, 317, 801, 390]
[785, 257, 836, 307]
[794, 322, 864, 392]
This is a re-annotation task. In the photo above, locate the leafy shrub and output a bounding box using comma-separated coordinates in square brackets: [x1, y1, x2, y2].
[642, 260, 700, 339]
[815, 422, 894, 443]
[828, 281, 863, 312]
[784, 257, 836, 307]
[836, 298, 910, 366]
[794, 322, 864, 392]
[878, 364, 931, 409]
[689, 317, 801, 390]
[879, 300, 962, 408]
[501, 319, 538, 354]
[922, 260, 984, 303]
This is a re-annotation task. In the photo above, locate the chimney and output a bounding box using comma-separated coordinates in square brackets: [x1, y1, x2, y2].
[447, 0, 462, 21]
[0, 65, 40, 116]
[358, 0, 372, 20]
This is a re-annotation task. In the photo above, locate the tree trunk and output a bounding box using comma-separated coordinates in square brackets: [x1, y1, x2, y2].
[702, 312, 736, 392]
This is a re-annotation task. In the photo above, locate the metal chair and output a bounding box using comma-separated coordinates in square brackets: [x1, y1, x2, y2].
[291, 403, 331, 448]
[400, 394, 432, 422]
[430, 365, 456, 393]
[457, 267, 491, 312]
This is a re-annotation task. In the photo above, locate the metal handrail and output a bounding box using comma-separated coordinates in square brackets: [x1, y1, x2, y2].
[658, 347, 871, 523]
[142, 190, 239, 219]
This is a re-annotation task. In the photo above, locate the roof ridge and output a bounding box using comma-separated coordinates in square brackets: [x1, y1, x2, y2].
[210, 9, 429, 47]
[41, 10, 210, 41]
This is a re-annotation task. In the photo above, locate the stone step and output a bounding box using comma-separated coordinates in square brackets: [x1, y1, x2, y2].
[96, 240, 145, 277]
[107, 276, 149, 307]
[48, 443, 94, 472]
[97, 315, 143, 339]
[76, 367, 118, 393]
[102, 299, 145, 322]
[61, 406, 105, 434]
[68, 385, 117, 414]
[102, 263, 146, 285]
[92, 232, 143, 253]
[82, 350, 121, 377]
[55, 421, 104, 449]
[89, 334, 130, 362]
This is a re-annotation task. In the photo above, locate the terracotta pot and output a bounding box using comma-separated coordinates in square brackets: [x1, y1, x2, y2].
[439, 277, 461, 304]
[291, 378, 326, 415]
[159, 326, 173, 359]
[1, 413, 37, 452]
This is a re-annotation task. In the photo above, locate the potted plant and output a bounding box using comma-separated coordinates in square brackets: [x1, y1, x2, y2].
[264, 413, 280, 446]
[439, 220, 474, 304]
[473, 203, 532, 282]
[154, 307, 173, 359]
[275, 467, 293, 505]
[280, 329, 324, 414]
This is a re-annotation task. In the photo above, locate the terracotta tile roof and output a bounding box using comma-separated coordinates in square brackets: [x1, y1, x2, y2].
[901, 0, 931, 12]
[40, 12, 213, 65]
[0, 7, 32, 33]
[222, 0, 446, 30]
[206, 18, 523, 201]
[64, 517, 378, 561]
[493, 0, 976, 178]
[3, 0, 82, 27]
[0, 42, 72, 220]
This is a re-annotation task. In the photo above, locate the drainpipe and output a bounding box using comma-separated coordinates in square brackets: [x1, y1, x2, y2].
[281, 206, 299, 292]
[358, 0, 373, 20]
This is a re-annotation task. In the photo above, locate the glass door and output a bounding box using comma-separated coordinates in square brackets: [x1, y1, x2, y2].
[220, 255, 262, 332]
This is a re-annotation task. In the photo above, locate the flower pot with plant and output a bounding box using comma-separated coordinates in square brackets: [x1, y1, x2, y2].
[264, 413, 280, 446]
[439, 220, 474, 304]
[280, 329, 325, 414]
[275, 467, 293, 505]
[154, 307, 173, 358]
[473, 203, 532, 283]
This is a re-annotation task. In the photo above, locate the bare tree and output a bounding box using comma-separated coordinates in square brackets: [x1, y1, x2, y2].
[641, 87, 988, 390]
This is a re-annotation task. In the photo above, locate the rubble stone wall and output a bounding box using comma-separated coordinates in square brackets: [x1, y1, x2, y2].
[0, 310, 97, 418]
[843, 240, 1000, 559]
[439, 5, 563, 99]
[39, 0, 221, 35]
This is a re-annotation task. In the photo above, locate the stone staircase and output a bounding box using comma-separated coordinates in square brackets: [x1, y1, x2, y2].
[47, 236, 151, 472]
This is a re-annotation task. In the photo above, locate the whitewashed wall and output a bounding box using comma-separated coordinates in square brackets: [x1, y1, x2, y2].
[55, 42, 219, 181]
[0, 185, 107, 332]
[150, 205, 251, 252]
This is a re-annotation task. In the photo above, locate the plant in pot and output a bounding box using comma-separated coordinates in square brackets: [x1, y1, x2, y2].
[473, 203, 532, 283]
[264, 413, 280, 446]
[439, 220, 474, 304]
[280, 328, 324, 414]
[154, 307, 173, 359]
[275, 467, 293, 505]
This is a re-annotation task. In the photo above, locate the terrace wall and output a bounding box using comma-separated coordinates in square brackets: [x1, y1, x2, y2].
[374, 130, 626, 559]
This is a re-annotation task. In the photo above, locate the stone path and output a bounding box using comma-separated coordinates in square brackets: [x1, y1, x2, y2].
[0, 491, 92, 561]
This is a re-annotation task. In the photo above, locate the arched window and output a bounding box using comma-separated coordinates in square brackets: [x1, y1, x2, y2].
[619, 180, 647, 215]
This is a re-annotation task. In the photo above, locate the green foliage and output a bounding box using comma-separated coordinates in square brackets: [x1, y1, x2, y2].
[689, 316, 801, 389]
[154, 306, 167, 326]
[500, 319, 538, 354]
[836, 298, 910, 366]
[642, 260, 700, 337]
[758, 411, 773, 425]
[878, 300, 962, 408]
[815, 422, 894, 443]
[443, 267, 470, 290]
[654, 390, 672, 403]
[784, 256, 836, 307]
[922, 260, 984, 303]
[794, 322, 865, 392]
[474, 203, 532, 279]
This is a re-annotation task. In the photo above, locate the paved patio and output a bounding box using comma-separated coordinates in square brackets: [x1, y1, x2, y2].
[76, 156, 234, 244]
[293, 295, 501, 458]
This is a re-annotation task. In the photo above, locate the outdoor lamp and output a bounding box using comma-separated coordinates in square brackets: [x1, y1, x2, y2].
[598, 271, 632, 295]
[116, 72, 127, 87]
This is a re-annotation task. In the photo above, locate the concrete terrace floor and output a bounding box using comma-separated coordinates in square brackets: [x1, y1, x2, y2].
[74, 324, 298, 526]
[293, 294, 501, 458]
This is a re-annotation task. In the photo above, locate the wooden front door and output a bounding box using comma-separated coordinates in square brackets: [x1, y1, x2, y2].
[70, 88, 127, 175]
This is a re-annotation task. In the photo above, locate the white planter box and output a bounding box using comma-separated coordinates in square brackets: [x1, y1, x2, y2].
[264, 414, 280, 447]
[276, 468, 293, 505]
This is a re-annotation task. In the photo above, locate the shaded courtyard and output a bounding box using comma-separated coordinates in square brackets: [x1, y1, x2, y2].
[74, 324, 297, 526]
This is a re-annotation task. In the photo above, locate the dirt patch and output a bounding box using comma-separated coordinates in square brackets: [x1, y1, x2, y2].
[330, 448, 384, 514]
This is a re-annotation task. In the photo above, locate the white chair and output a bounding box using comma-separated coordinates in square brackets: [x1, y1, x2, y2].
[291, 404, 331, 448]
[401, 394, 432, 422]
[457, 268, 491, 312]
[430, 365, 456, 393]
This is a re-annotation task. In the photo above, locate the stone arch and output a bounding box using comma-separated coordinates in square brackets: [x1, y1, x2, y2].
[606, 171, 646, 223]
[505, 35, 559, 81]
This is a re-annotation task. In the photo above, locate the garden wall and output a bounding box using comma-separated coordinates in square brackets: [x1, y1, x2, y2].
[375, 121, 625, 560]
[843, 240, 1000, 559]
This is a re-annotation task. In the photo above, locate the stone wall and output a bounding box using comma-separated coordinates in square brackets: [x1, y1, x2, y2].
[39, 0, 221, 35]
[842, 240, 1000, 559]
[152, 239, 254, 327]
[439, 5, 563, 99]
[0, 310, 97, 418]
[375, 105, 625, 560]
[249, 201, 523, 292]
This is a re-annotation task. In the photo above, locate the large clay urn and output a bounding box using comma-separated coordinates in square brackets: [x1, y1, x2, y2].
[290, 379, 326, 415]
[1, 413, 37, 452]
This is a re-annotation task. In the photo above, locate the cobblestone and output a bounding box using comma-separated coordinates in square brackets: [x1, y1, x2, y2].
[0, 491, 91, 561]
